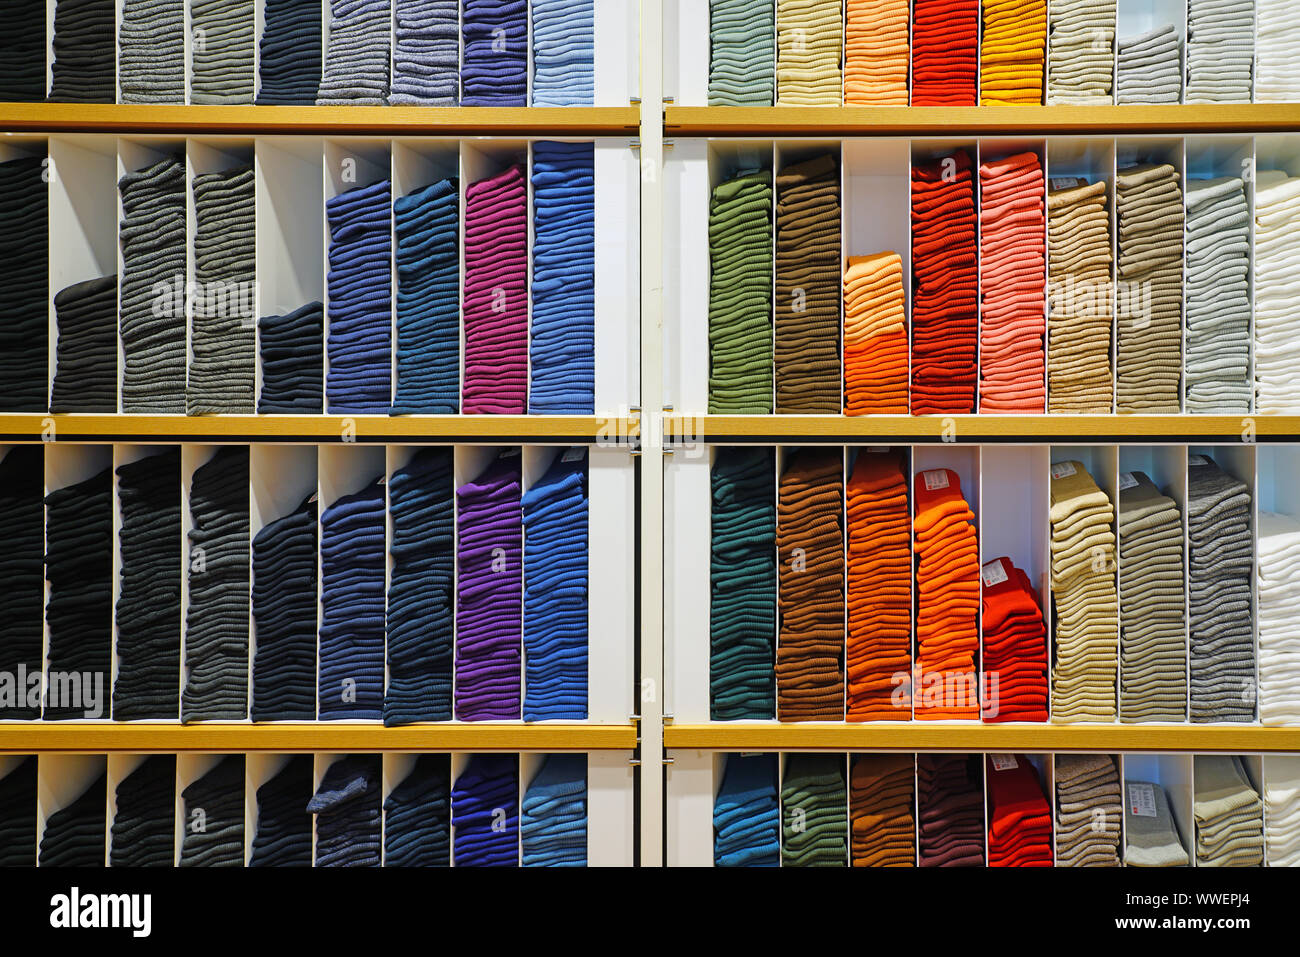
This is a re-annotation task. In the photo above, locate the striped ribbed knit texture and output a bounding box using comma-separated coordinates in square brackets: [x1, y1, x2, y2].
[1054, 754, 1121, 867]
[39, 771, 105, 866]
[251, 496, 318, 721]
[191, 0, 256, 104]
[532, 0, 594, 106]
[1047, 178, 1113, 413]
[782, 754, 848, 866]
[1116, 26, 1182, 104]
[714, 753, 779, 866]
[0, 447, 43, 721]
[118, 0, 185, 104]
[1185, 177, 1251, 412]
[111, 756, 175, 867]
[912, 0, 978, 105]
[52, 276, 118, 413]
[522, 753, 587, 867]
[462, 0, 528, 106]
[392, 0, 459, 106]
[258, 302, 324, 413]
[1186, 0, 1254, 103]
[256, 0, 322, 105]
[776, 0, 842, 106]
[452, 754, 519, 866]
[310, 754, 381, 866]
[317, 0, 391, 105]
[1047, 0, 1115, 104]
[0, 0, 48, 101]
[0, 156, 47, 412]
[250, 755, 314, 867]
[851, 754, 914, 865]
[917, 754, 983, 866]
[709, 0, 774, 106]
[326, 179, 392, 413]
[384, 754, 451, 866]
[0, 759, 37, 865]
[49, 0, 115, 103]
[980, 0, 1046, 104]
[1253, 171, 1300, 412]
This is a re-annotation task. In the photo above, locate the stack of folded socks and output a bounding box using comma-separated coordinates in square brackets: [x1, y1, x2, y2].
[846, 451, 911, 721]
[39, 772, 105, 866]
[1187, 456, 1255, 723]
[463, 165, 528, 414]
[0, 759, 37, 865]
[522, 754, 587, 867]
[714, 753, 779, 866]
[986, 756, 1053, 866]
[774, 154, 840, 413]
[1047, 179, 1113, 413]
[317, 0, 390, 105]
[118, 0, 185, 104]
[1186, 0, 1254, 103]
[0, 447, 43, 721]
[1115, 164, 1184, 412]
[249, 756, 313, 867]
[1257, 0, 1300, 101]
[980, 0, 1046, 104]
[51, 276, 118, 413]
[1194, 756, 1265, 866]
[385, 448, 455, 725]
[251, 496, 318, 721]
[911, 151, 978, 412]
[776, 0, 842, 105]
[979, 151, 1046, 412]
[1264, 766, 1300, 866]
[462, 0, 527, 106]
[1054, 754, 1122, 867]
[326, 178, 392, 413]
[119, 157, 187, 414]
[384, 755, 451, 866]
[1117, 472, 1187, 722]
[708, 0, 775, 106]
[980, 556, 1049, 722]
[1125, 778, 1190, 865]
[182, 447, 250, 722]
[189, 165, 256, 414]
[256, 0, 322, 105]
[776, 449, 845, 721]
[1116, 26, 1183, 104]
[710, 447, 777, 720]
[531, 142, 596, 414]
[456, 455, 523, 720]
[113, 450, 182, 720]
[111, 756, 175, 867]
[1258, 510, 1300, 725]
[191, 0, 255, 103]
[318, 477, 385, 720]
[0, 156, 48, 412]
[392, 178, 460, 414]
[44, 467, 112, 721]
[532, 0, 594, 105]
[842, 252, 908, 413]
[917, 754, 984, 866]
[258, 302, 324, 413]
[850, 754, 915, 866]
[782, 755, 848, 866]
[708, 168, 773, 414]
[912, 0, 979, 105]
[452, 754, 519, 867]
[913, 468, 980, 720]
[844, 0, 909, 104]
[0, 0, 47, 101]
[1049, 461, 1119, 721]
[522, 450, 589, 720]
[310, 755, 381, 867]
[1184, 177, 1251, 412]
[1253, 171, 1300, 413]
[49, 0, 116, 103]
[391, 0, 460, 105]
[1047, 0, 1115, 104]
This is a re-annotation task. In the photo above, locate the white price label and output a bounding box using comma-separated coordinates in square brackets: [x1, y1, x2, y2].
[1051, 462, 1077, 479]
[1189, 454, 1210, 466]
[562, 448, 584, 463]
[1128, 783, 1158, 818]
[981, 559, 1009, 587]
[990, 754, 1018, 771]
[1119, 472, 1139, 490]
[922, 469, 949, 491]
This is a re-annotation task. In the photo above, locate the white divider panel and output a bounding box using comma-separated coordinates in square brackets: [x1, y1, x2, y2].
[317, 443, 386, 722]
[665, 0, 711, 106]
[1183, 136, 1256, 411]
[665, 748, 716, 866]
[245, 752, 294, 866]
[1117, 444, 1188, 722]
[662, 136, 709, 413]
[594, 138, 641, 414]
[45, 0, 55, 97]
[252, 0, 265, 102]
[588, 445, 637, 722]
[49, 136, 118, 408]
[664, 443, 714, 723]
[1262, 755, 1300, 866]
[250, 444, 319, 720]
[593, 0, 639, 106]
[587, 750, 635, 865]
[323, 138, 392, 408]
[842, 139, 912, 360]
[36, 754, 107, 866]
[113, 445, 178, 722]
[255, 136, 326, 407]
[45, 443, 114, 721]
[448, 750, 466, 866]
[979, 445, 1050, 720]
[1122, 752, 1194, 865]
[118, 137, 190, 410]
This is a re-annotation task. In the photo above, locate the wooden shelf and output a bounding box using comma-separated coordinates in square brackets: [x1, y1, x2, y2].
[0, 722, 639, 753]
[0, 413, 639, 444]
[0, 103, 641, 136]
[664, 723, 1300, 753]
[664, 414, 1299, 444]
[664, 104, 1300, 136]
